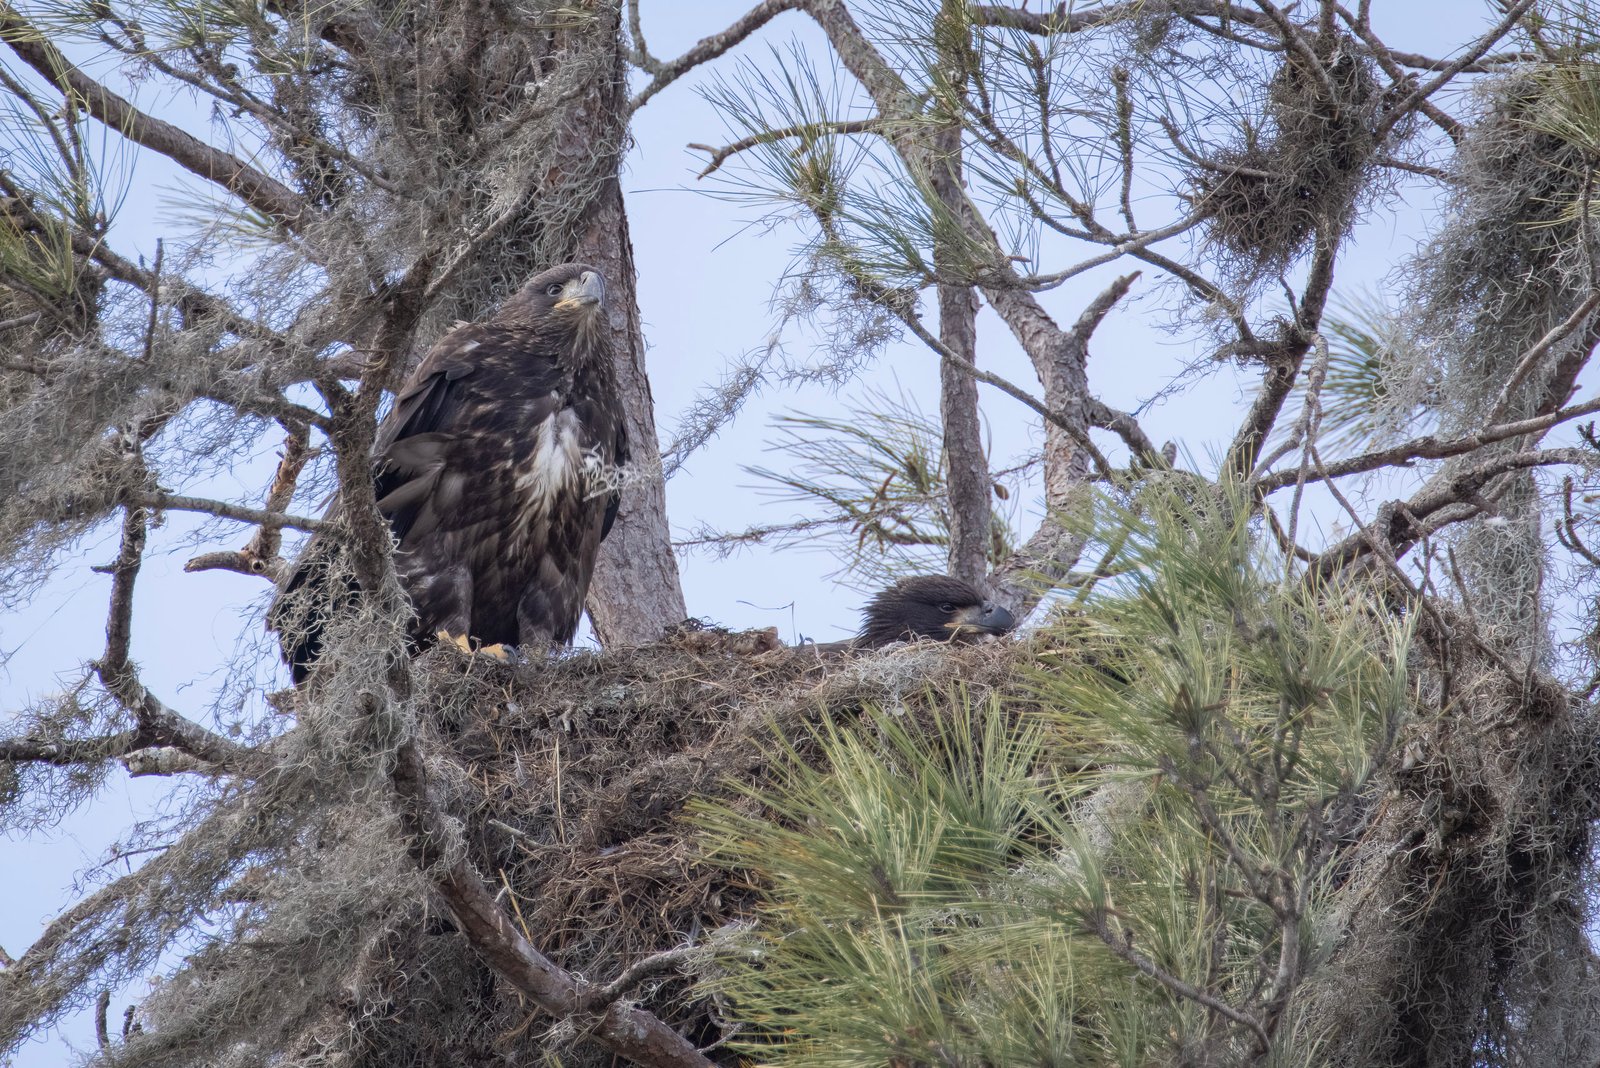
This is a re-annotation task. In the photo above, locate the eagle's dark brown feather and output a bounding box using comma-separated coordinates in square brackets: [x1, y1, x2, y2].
[271, 263, 627, 682]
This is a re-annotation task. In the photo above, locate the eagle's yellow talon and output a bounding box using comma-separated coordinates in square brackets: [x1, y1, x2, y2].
[478, 643, 511, 662]
[436, 630, 475, 655]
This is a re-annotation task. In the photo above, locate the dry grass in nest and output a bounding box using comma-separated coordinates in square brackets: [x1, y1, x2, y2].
[350, 630, 1029, 1065]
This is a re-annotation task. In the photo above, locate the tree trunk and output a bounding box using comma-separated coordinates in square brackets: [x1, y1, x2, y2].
[937, 275, 988, 586]
[933, 0, 990, 588]
[578, 175, 688, 643]
[564, 5, 687, 643]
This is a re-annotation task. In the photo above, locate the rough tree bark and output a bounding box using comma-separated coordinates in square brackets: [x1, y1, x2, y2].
[580, 179, 688, 643]
[932, 0, 991, 588]
[550, 4, 689, 643]
[938, 280, 988, 585]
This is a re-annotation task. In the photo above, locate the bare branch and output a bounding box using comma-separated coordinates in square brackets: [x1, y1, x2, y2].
[1309, 445, 1527, 682]
[1224, 230, 1340, 480]
[94, 990, 110, 1051]
[1089, 399, 1164, 467]
[0, 732, 141, 766]
[91, 502, 247, 769]
[901, 299, 1116, 481]
[122, 747, 213, 777]
[1485, 291, 1600, 425]
[1371, 0, 1538, 142]
[1250, 0, 1335, 99]
[181, 551, 283, 581]
[128, 491, 326, 534]
[1312, 448, 1597, 575]
[1256, 393, 1600, 493]
[249, 433, 316, 549]
[629, 0, 804, 112]
[580, 945, 705, 1012]
[1557, 475, 1600, 568]
[187, 427, 321, 583]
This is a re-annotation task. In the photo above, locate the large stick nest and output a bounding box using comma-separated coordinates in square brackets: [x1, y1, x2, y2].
[324, 628, 1026, 1067]
[280, 612, 1600, 1067]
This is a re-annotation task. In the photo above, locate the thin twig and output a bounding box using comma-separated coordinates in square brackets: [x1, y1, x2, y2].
[1282, 332, 1333, 579]
[690, 117, 882, 178]
[630, 0, 805, 112]
[1087, 912, 1272, 1049]
[580, 945, 705, 1011]
[139, 239, 162, 362]
[1372, 0, 1538, 142]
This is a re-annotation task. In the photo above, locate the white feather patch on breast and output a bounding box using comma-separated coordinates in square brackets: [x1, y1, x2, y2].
[514, 407, 585, 520]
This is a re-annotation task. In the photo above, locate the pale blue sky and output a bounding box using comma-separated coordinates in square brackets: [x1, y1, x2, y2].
[0, 2, 1536, 1062]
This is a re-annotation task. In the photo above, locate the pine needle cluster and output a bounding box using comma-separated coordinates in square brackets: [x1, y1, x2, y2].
[698, 482, 1415, 1065]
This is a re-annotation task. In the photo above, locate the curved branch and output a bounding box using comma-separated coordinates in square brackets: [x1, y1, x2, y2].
[1311, 448, 1597, 576]
[629, 0, 803, 112]
[93, 503, 247, 768]
[1371, 0, 1537, 142]
[1089, 399, 1164, 467]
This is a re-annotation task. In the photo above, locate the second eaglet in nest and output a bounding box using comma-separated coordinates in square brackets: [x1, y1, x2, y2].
[853, 575, 1016, 649]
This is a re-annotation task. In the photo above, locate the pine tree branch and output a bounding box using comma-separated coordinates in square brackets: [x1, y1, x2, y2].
[90, 499, 249, 770]
[628, 0, 803, 112]
[1086, 911, 1272, 1049]
[126, 491, 325, 534]
[1255, 394, 1600, 493]
[0, 169, 276, 341]
[0, 3, 308, 231]
[690, 117, 883, 177]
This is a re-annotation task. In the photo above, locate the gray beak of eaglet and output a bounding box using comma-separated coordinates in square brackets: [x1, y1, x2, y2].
[567, 270, 606, 307]
[948, 600, 1016, 639]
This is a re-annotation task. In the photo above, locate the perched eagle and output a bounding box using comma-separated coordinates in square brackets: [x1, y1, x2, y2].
[272, 262, 627, 682]
[855, 575, 1016, 648]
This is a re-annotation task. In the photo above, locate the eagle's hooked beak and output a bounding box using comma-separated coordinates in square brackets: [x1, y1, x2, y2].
[945, 600, 1016, 639]
[566, 270, 606, 307]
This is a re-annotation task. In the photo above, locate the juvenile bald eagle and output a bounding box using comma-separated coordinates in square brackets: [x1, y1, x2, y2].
[272, 263, 626, 682]
[856, 575, 1016, 648]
